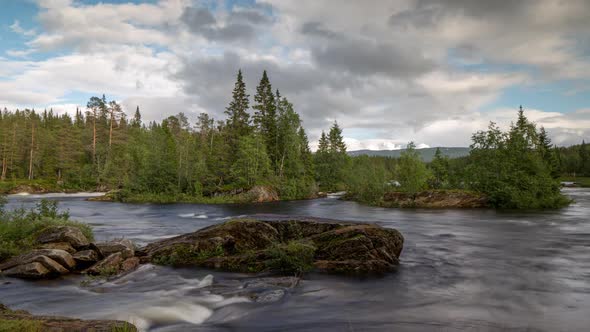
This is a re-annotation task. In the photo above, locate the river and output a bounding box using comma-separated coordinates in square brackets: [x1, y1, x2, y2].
[1, 188, 589, 331]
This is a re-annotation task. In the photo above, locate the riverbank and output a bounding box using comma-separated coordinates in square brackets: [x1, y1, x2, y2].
[0, 180, 98, 195]
[88, 186, 327, 204]
[0, 303, 137, 331]
[345, 189, 489, 208]
[559, 176, 590, 187]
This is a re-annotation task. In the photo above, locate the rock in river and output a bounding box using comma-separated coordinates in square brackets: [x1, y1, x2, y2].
[0, 249, 75, 279]
[138, 217, 404, 275]
[35, 226, 89, 249]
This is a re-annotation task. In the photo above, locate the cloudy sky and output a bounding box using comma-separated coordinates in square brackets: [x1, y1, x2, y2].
[1, 0, 589, 150]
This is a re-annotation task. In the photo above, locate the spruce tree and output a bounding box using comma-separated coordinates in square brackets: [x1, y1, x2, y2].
[225, 69, 251, 138]
[252, 70, 278, 170]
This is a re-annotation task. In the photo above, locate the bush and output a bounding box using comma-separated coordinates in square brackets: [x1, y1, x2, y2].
[265, 241, 316, 274]
[0, 199, 93, 261]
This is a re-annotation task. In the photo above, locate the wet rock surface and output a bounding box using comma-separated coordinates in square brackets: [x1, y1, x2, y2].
[138, 218, 404, 275]
[35, 226, 90, 249]
[0, 225, 139, 280]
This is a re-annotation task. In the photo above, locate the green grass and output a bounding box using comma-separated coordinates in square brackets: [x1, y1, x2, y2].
[152, 244, 225, 267]
[559, 176, 590, 187]
[0, 319, 43, 332]
[0, 200, 94, 262]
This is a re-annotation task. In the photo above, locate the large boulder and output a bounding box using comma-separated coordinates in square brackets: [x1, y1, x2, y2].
[85, 253, 124, 276]
[72, 249, 100, 269]
[96, 239, 134, 259]
[35, 226, 89, 249]
[1, 262, 51, 279]
[37, 242, 76, 254]
[0, 303, 137, 331]
[139, 217, 404, 275]
[0, 249, 75, 278]
[245, 186, 280, 203]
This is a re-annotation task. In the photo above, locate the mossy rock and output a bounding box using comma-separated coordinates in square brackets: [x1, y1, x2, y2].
[139, 217, 404, 276]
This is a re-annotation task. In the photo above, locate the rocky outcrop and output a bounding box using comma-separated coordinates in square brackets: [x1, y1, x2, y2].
[138, 218, 404, 275]
[244, 186, 280, 203]
[36, 226, 90, 249]
[96, 239, 135, 259]
[381, 190, 488, 208]
[0, 249, 75, 279]
[0, 303, 137, 331]
[0, 225, 139, 280]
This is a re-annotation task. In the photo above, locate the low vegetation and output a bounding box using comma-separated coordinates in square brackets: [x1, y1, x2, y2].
[0, 198, 93, 262]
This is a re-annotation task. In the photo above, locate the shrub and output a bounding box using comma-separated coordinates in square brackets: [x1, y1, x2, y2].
[0, 199, 93, 261]
[265, 241, 316, 274]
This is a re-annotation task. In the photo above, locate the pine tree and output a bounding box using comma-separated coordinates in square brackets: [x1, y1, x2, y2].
[252, 70, 278, 170]
[225, 69, 251, 138]
[429, 147, 449, 189]
[131, 106, 142, 128]
[328, 122, 347, 154]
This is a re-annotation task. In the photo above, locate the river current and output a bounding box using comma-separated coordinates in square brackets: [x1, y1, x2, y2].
[1, 188, 589, 331]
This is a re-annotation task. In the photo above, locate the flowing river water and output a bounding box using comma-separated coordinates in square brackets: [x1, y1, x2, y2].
[1, 188, 589, 331]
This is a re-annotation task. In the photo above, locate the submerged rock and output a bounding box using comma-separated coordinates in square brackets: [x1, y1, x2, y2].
[0, 303, 137, 331]
[139, 217, 404, 275]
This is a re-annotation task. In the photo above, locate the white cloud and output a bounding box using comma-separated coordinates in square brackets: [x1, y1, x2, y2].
[9, 20, 36, 37]
[0, 0, 588, 151]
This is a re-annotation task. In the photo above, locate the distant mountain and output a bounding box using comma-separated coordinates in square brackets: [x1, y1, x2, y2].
[348, 147, 471, 162]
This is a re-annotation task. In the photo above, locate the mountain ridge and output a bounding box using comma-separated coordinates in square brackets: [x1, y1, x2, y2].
[347, 147, 471, 162]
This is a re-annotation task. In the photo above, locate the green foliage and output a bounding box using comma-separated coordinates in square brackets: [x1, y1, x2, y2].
[0, 319, 42, 332]
[397, 142, 431, 194]
[314, 122, 350, 191]
[429, 147, 449, 189]
[345, 155, 391, 204]
[152, 244, 224, 267]
[230, 133, 273, 187]
[0, 199, 93, 261]
[264, 241, 316, 274]
[466, 109, 570, 209]
[0, 71, 317, 202]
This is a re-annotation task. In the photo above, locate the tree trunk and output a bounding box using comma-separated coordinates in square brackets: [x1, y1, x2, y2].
[92, 109, 97, 163]
[28, 122, 35, 180]
[109, 110, 114, 147]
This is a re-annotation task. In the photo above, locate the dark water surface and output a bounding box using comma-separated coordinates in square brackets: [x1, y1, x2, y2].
[2, 189, 589, 331]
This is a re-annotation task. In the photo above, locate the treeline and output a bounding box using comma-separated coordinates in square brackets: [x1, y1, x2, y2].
[555, 142, 590, 177]
[344, 108, 573, 208]
[0, 79, 581, 209]
[0, 70, 318, 200]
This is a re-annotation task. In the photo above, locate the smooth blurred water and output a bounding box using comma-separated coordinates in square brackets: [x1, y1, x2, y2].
[1, 188, 589, 331]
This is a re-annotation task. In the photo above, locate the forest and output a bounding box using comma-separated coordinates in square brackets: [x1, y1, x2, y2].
[1, 70, 588, 208]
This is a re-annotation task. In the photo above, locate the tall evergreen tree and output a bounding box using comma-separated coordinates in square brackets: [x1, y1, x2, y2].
[252, 70, 278, 170]
[225, 69, 251, 139]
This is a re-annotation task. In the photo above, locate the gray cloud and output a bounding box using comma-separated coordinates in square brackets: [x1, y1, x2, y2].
[181, 7, 272, 42]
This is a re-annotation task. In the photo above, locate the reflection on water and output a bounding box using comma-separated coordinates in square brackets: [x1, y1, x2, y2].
[2, 188, 589, 331]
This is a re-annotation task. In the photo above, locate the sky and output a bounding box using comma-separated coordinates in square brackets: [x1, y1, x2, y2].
[0, 0, 589, 150]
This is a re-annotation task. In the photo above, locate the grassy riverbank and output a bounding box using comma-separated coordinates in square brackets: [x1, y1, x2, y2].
[0, 199, 93, 262]
[559, 176, 590, 187]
